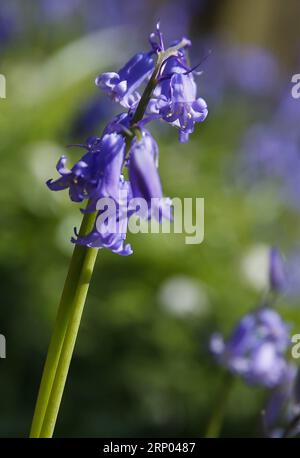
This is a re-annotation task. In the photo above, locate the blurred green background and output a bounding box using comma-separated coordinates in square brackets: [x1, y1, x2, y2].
[1, 0, 300, 437]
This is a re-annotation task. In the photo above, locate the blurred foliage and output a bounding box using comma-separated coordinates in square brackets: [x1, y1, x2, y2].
[0, 0, 300, 438]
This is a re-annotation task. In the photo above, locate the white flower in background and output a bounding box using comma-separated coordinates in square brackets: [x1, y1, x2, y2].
[241, 244, 269, 291]
[158, 275, 208, 316]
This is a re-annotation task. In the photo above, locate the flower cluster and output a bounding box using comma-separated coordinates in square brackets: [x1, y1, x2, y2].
[209, 248, 300, 437]
[210, 307, 290, 388]
[210, 249, 291, 388]
[47, 24, 208, 255]
[96, 25, 208, 142]
[240, 91, 300, 212]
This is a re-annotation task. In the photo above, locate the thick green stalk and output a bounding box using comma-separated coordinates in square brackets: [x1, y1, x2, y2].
[205, 372, 235, 438]
[39, 241, 98, 437]
[30, 211, 97, 438]
[131, 69, 159, 124]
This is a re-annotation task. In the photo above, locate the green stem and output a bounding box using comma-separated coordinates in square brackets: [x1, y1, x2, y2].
[205, 372, 235, 438]
[30, 211, 97, 438]
[131, 69, 159, 124]
[40, 241, 98, 437]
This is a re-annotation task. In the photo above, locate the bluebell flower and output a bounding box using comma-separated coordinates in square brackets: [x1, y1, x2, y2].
[72, 128, 172, 254]
[149, 56, 208, 142]
[73, 179, 132, 256]
[94, 132, 126, 201]
[128, 129, 172, 220]
[210, 307, 290, 387]
[96, 23, 208, 142]
[96, 52, 154, 108]
[269, 248, 286, 293]
[83, 132, 126, 212]
[47, 132, 125, 204]
[47, 137, 102, 202]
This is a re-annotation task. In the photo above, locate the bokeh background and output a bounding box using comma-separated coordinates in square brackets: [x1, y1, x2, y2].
[1, 0, 300, 437]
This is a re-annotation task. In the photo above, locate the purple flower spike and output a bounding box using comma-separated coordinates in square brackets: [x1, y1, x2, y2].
[269, 248, 286, 293]
[210, 307, 290, 388]
[96, 52, 154, 108]
[47, 25, 209, 255]
[128, 130, 172, 221]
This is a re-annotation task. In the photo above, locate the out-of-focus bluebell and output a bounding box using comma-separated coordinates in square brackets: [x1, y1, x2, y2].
[199, 39, 280, 106]
[284, 248, 300, 298]
[274, 92, 300, 132]
[71, 96, 113, 139]
[40, 0, 81, 23]
[227, 45, 279, 96]
[240, 117, 300, 211]
[210, 307, 291, 387]
[0, 3, 19, 48]
[269, 248, 286, 293]
[264, 366, 300, 438]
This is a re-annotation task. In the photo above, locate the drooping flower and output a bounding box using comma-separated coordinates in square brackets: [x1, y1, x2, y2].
[90, 132, 126, 203]
[210, 307, 290, 387]
[47, 133, 126, 206]
[149, 54, 208, 142]
[269, 248, 286, 293]
[128, 129, 172, 220]
[73, 179, 132, 256]
[73, 128, 172, 254]
[96, 52, 154, 108]
[46, 136, 102, 202]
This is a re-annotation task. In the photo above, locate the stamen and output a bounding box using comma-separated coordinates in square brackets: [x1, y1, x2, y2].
[183, 50, 212, 76]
